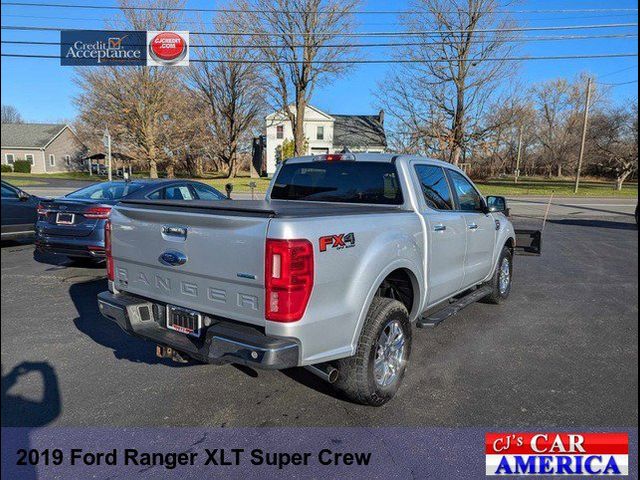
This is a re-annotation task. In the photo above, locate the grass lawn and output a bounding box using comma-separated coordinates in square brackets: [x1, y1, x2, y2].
[476, 178, 638, 198]
[1, 171, 102, 186]
[198, 176, 272, 194]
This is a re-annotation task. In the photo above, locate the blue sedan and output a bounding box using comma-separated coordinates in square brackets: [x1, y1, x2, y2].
[35, 179, 225, 262]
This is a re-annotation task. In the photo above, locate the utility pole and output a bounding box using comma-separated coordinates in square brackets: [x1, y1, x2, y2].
[515, 125, 523, 184]
[574, 77, 592, 194]
[103, 128, 112, 182]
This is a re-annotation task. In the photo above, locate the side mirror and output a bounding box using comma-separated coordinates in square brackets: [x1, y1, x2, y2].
[17, 190, 30, 201]
[486, 195, 510, 216]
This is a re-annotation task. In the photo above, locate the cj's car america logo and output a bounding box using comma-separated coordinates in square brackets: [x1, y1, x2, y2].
[485, 432, 628, 476]
[61, 30, 189, 66]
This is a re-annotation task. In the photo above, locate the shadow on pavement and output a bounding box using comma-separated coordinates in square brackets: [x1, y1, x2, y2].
[69, 278, 188, 366]
[547, 218, 637, 231]
[1, 362, 61, 427]
[1, 362, 62, 479]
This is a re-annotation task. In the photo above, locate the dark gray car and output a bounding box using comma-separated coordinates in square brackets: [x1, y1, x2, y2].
[1, 180, 40, 240]
[35, 179, 225, 261]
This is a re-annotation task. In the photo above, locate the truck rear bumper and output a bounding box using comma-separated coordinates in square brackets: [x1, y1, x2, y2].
[97, 291, 300, 369]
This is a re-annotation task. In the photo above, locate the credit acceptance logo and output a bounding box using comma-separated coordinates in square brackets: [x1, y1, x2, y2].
[61, 30, 189, 67]
[485, 432, 628, 476]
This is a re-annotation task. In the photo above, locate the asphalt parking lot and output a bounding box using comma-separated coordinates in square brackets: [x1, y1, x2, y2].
[1, 213, 637, 428]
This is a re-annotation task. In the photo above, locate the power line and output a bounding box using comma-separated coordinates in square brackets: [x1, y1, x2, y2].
[598, 64, 639, 78]
[597, 79, 639, 86]
[2, 52, 637, 64]
[2, 22, 638, 37]
[3, 13, 638, 26]
[1, 1, 638, 15]
[3, 33, 638, 50]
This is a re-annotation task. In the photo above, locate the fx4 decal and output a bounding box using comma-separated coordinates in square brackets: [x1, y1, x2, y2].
[319, 233, 356, 252]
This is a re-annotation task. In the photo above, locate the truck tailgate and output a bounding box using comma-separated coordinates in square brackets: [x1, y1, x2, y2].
[110, 203, 269, 327]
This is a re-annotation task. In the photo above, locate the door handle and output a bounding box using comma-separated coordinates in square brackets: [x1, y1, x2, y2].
[433, 224, 447, 232]
[468, 223, 479, 230]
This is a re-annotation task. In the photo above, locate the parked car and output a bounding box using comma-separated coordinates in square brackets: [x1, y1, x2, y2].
[1, 180, 40, 240]
[98, 153, 539, 405]
[35, 179, 225, 262]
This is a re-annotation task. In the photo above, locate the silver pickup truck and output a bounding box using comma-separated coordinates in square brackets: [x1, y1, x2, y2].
[98, 153, 540, 405]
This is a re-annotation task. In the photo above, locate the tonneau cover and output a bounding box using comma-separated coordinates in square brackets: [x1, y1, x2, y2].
[118, 199, 405, 218]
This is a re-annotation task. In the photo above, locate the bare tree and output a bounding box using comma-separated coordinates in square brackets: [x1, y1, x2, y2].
[187, 14, 267, 178]
[529, 75, 607, 177]
[1, 105, 24, 124]
[588, 104, 638, 190]
[236, 0, 361, 156]
[378, 0, 519, 165]
[74, 0, 184, 178]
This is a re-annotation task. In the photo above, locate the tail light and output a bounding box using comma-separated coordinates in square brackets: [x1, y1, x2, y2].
[265, 239, 314, 322]
[313, 153, 356, 162]
[36, 204, 50, 216]
[105, 219, 114, 281]
[84, 206, 112, 219]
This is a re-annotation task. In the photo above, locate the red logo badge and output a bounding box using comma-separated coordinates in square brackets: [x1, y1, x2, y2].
[148, 31, 188, 65]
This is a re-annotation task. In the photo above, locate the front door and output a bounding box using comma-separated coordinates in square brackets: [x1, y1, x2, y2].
[412, 164, 467, 305]
[447, 170, 497, 287]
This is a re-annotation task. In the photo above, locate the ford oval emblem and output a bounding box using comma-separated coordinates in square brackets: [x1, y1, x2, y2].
[159, 250, 188, 267]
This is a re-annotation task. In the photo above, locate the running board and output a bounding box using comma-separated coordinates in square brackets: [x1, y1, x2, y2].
[417, 286, 493, 328]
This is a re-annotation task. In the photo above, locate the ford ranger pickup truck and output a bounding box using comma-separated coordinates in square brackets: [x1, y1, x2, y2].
[97, 153, 540, 406]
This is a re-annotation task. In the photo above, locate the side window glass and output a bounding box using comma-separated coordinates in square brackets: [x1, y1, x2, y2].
[193, 184, 223, 200]
[414, 165, 453, 210]
[449, 171, 484, 212]
[2, 185, 18, 199]
[146, 189, 163, 200]
[165, 185, 194, 200]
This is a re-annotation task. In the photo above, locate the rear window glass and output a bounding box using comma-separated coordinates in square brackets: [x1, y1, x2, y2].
[66, 182, 144, 200]
[270, 161, 403, 205]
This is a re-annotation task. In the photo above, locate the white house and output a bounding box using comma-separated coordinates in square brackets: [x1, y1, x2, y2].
[264, 104, 386, 175]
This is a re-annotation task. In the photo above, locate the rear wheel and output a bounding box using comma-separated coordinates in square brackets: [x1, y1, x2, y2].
[483, 246, 513, 304]
[335, 297, 411, 406]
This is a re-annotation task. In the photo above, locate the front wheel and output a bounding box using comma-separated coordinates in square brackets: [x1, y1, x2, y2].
[483, 246, 513, 304]
[334, 297, 412, 406]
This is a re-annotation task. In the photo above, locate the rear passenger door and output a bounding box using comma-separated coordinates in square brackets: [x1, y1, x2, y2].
[412, 164, 467, 305]
[446, 170, 496, 287]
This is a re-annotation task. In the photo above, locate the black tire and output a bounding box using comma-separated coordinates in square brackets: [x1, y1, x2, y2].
[483, 246, 513, 304]
[334, 297, 412, 406]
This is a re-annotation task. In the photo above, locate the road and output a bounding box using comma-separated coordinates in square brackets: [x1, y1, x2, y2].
[20, 182, 638, 219]
[1, 213, 637, 427]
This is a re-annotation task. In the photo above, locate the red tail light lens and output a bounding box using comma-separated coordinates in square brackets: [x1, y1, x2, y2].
[265, 239, 314, 322]
[84, 206, 112, 219]
[36, 204, 50, 216]
[105, 219, 114, 281]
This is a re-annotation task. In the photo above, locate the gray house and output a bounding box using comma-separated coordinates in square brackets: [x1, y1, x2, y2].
[1, 123, 86, 174]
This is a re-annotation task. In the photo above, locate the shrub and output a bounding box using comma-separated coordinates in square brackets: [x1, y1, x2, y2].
[12, 160, 31, 173]
[1, 164, 13, 173]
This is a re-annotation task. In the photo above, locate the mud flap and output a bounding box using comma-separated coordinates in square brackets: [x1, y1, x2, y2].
[514, 229, 542, 256]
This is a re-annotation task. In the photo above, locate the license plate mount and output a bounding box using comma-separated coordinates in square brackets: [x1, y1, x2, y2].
[166, 305, 202, 337]
[56, 212, 75, 225]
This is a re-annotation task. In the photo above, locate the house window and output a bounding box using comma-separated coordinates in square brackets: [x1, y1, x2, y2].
[25, 154, 34, 165]
[5, 153, 15, 164]
[65, 155, 71, 166]
[276, 125, 284, 139]
[317, 126, 324, 140]
[49, 154, 56, 166]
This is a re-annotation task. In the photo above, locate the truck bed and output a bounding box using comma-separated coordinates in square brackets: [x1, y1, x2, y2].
[118, 199, 405, 218]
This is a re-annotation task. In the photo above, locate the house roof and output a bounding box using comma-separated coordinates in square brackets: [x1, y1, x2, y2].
[1, 123, 67, 148]
[332, 114, 387, 149]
